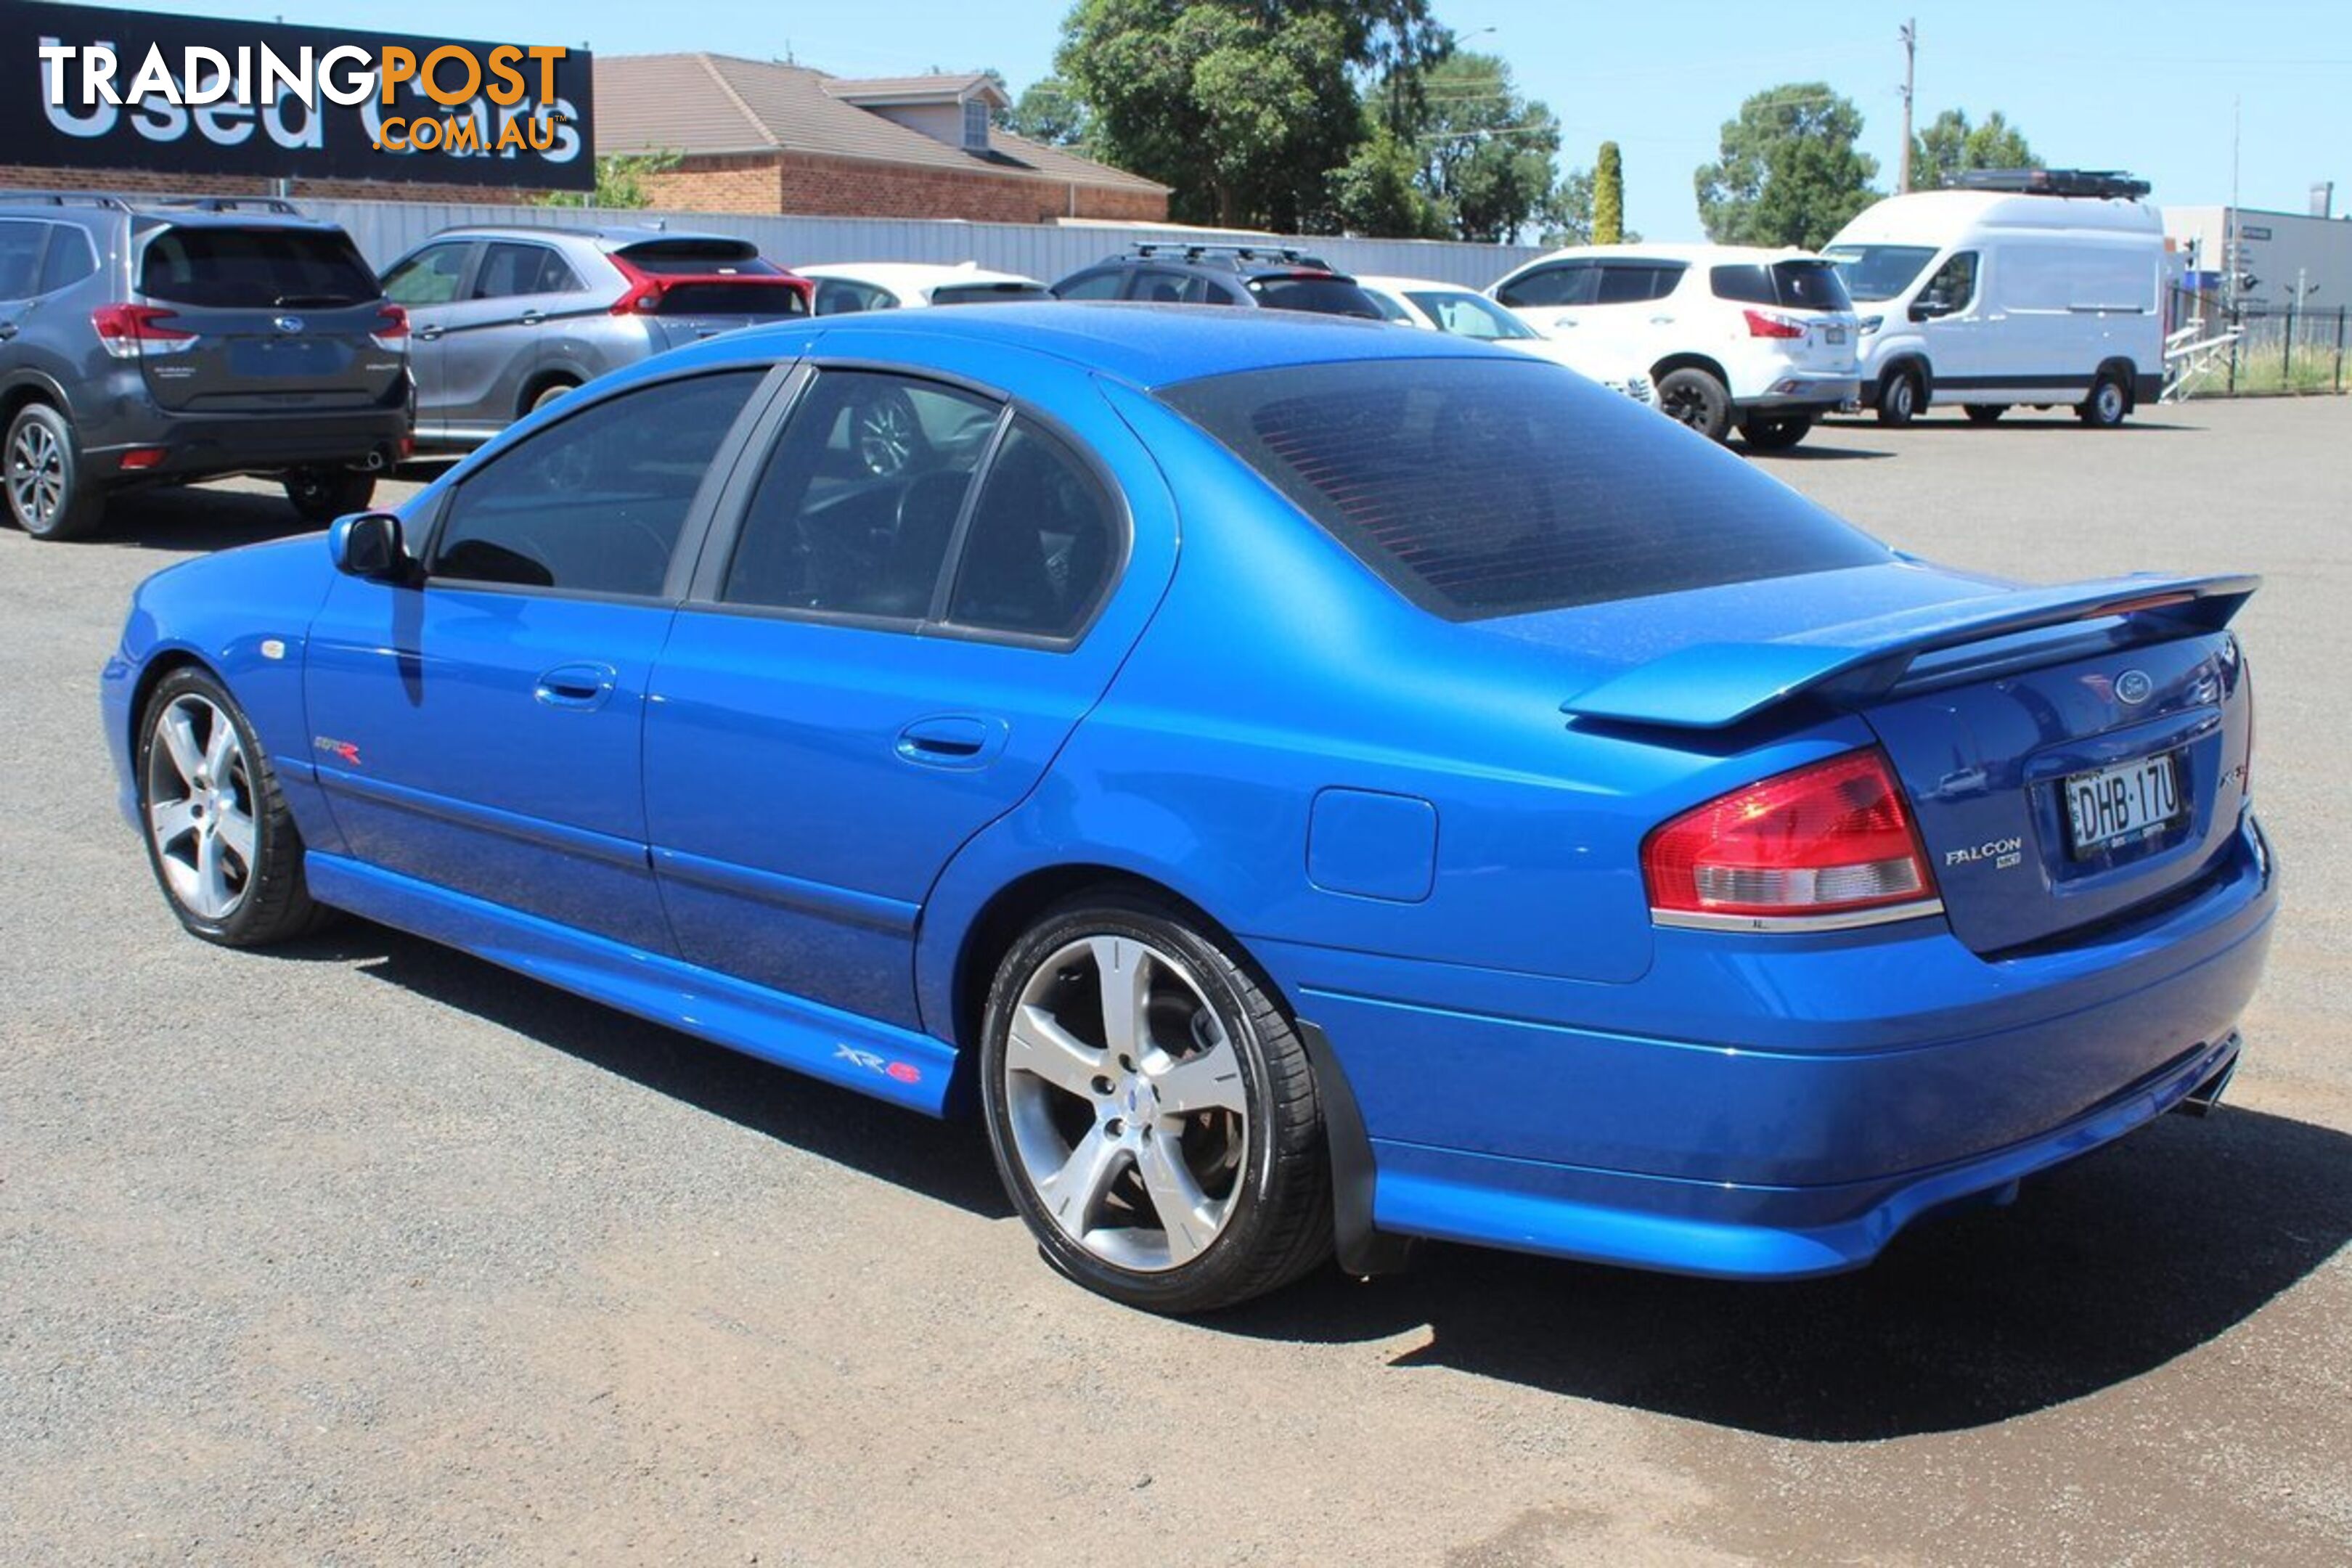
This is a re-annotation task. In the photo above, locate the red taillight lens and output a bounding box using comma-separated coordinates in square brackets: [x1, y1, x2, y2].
[91, 303, 196, 358]
[371, 304, 409, 345]
[1643, 748, 1938, 925]
[1743, 308, 1806, 340]
[611, 283, 665, 315]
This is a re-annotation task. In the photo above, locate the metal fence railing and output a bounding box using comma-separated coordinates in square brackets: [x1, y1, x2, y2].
[2167, 286, 2349, 397]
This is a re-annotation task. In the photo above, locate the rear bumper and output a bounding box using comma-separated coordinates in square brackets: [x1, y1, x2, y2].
[83, 397, 412, 486]
[1734, 372, 1858, 415]
[1268, 811, 2277, 1278]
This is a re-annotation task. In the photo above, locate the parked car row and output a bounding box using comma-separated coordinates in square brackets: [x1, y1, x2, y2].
[1, 169, 2170, 540]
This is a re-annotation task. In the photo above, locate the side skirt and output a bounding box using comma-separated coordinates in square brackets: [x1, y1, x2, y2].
[305, 852, 957, 1116]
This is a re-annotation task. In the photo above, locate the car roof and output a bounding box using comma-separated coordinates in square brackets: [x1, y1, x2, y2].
[793, 262, 1046, 291]
[1355, 275, 1481, 295]
[426, 223, 750, 248]
[682, 299, 1503, 388]
[1511, 242, 1827, 267]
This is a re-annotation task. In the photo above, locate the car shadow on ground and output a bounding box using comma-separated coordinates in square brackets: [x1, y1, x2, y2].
[270, 922, 2345, 1442]
[1738, 441, 1892, 462]
[94, 482, 319, 553]
[1217, 1105, 2351, 1440]
[1818, 415, 2207, 434]
[280, 920, 1016, 1224]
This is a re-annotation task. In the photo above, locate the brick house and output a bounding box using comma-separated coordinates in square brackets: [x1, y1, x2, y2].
[595, 54, 1168, 224]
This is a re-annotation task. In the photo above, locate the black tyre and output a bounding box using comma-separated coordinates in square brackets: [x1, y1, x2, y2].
[1962, 404, 2006, 425]
[528, 380, 577, 415]
[979, 893, 1331, 1313]
[2078, 372, 2129, 428]
[1654, 369, 1732, 442]
[136, 666, 331, 947]
[1737, 415, 1814, 452]
[1874, 367, 1922, 426]
[284, 467, 377, 524]
[4, 401, 105, 540]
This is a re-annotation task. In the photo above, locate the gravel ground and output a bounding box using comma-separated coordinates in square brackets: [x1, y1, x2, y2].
[2, 398, 2347, 1566]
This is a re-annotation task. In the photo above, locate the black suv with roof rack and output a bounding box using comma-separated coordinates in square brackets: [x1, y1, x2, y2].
[0, 192, 409, 540]
[1050, 244, 1387, 318]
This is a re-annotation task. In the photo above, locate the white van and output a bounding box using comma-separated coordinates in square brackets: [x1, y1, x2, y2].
[1823, 171, 2165, 428]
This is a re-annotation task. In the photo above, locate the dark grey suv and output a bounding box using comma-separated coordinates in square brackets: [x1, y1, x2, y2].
[1051, 244, 1386, 317]
[0, 193, 409, 540]
[378, 225, 813, 449]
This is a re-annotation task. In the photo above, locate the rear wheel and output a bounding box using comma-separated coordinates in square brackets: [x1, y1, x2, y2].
[5, 402, 105, 540]
[979, 894, 1331, 1313]
[1874, 367, 1922, 426]
[1738, 415, 1814, 452]
[136, 667, 329, 946]
[1654, 369, 1732, 442]
[284, 467, 376, 524]
[1962, 404, 2006, 425]
[2078, 372, 2129, 428]
[528, 379, 577, 415]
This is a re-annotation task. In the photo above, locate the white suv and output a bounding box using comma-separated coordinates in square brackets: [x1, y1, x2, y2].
[1488, 244, 1860, 449]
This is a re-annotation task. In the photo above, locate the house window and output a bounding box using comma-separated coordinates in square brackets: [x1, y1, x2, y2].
[963, 98, 990, 151]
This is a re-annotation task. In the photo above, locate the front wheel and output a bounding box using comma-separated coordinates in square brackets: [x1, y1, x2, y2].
[2078, 372, 2129, 428]
[284, 467, 377, 524]
[1738, 415, 1814, 452]
[1874, 368, 1921, 426]
[1654, 369, 1732, 442]
[979, 894, 1331, 1313]
[1962, 404, 2006, 425]
[136, 667, 330, 946]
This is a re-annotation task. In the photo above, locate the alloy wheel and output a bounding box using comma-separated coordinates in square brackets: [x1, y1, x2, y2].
[144, 694, 257, 920]
[8, 420, 65, 528]
[1001, 934, 1249, 1271]
[855, 394, 918, 476]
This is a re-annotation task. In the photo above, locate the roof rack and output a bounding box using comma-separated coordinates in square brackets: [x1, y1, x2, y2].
[149, 195, 306, 215]
[0, 190, 309, 216]
[1128, 241, 1333, 270]
[1949, 168, 2151, 201]
[0, 190, 133, 209]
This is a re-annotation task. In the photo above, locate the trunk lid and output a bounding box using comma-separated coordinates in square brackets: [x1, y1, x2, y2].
[608, 238, 812, 348]
[131, 221, 404, 414]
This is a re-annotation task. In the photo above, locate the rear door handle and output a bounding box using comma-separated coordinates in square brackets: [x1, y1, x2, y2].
[894, 714, 1009, 769]
[414, 324, 445, 341]
[534, 661, 617, 711]
[519, 310, 544, 326]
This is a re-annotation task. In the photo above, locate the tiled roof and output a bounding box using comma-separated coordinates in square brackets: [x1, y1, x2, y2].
[595, 54, 1166, 195]
[823, 73, 1009, 108]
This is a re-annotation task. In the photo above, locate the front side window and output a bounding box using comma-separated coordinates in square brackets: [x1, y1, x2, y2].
[721, 372, 999, 618]
[430, 369, 767, 596]
[1496, 261, 1596, 309]
[1919, 250, 1978, 314]
[381, 242, 471, 306]
[0, 221, 48, 298]
[947, 419, 1122, 638]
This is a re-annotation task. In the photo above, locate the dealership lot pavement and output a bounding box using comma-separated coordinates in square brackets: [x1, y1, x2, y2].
[4, 399, 2347, 1565]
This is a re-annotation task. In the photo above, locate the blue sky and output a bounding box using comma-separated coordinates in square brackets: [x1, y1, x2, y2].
[126, 0, 2352, 238]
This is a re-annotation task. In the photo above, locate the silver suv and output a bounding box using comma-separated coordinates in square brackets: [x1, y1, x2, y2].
[380, 225, 813, 449]
[0, 192, 408, 540]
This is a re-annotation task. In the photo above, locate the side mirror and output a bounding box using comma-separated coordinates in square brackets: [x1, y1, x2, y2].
[329, 511, 409, 582]
[1910, 295, 1951, 322]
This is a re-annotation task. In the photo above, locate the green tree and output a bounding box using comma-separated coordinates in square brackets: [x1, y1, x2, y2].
[1004, 76, 1095, 150]
[1539, 166, 1594, 247]
[1057, 0, 1443, 231]
[1392, 52, 1562, 243]
[1329, 116, 1447, 237]
[1909, 108, 2039, 190]
[534, 149, 681, 210]
[1593, 139, 1624, 244]
[1694, 83, 1880, 250]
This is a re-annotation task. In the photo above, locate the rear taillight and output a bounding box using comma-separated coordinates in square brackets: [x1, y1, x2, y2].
[1643, 748, 1940, 928]
[1742, 309, 1807, 340]
[371, 304, 409, 349]
[609, 254, 666, 315]
[91, 303, 196, 358]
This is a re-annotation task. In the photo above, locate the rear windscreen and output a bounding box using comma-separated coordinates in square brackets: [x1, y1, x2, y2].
[1246, 275, 1385, 318]
[931, 282, 1053, 306]
[139, 226, 380, 308]
[616, 239, 775, 274]
[1710, 260, 1854, 311]
[654, 279, 809, 317]
[1160, 358, 1889, 621]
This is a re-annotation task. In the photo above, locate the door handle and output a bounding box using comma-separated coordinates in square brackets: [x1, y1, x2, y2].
[894, 714, 1009, 769]
[0, 322, 17, 341]
[519, 310, 544, 326]
[534, 662, 617, 711]
[1649, 316, 1676, 325]
[414, 324, 445, 341]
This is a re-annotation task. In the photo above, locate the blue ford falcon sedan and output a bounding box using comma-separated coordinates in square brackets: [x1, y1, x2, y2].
[102, 304, 2275, 1312]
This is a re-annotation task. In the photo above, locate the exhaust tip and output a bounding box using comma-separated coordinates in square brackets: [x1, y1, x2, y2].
[2176, 1036, 2242, 1119]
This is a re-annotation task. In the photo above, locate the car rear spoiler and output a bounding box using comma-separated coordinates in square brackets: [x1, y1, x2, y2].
[1560, 572, 2260, 731]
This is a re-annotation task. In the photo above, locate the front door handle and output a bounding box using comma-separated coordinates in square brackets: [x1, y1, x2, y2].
[519, 310, 544, 326]
[894, 714, 1009, 769]
[414, 323, 445, 342]
[534, 662, 617, 711]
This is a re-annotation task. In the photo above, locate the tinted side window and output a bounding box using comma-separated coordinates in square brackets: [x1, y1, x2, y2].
[1496, 261, 1596, 309]
[430, 369, 766, 595]
[1053, 269, 1125, 301]
[381, 242, 470, 306]
[1132, 268, 1191, 303]
[37, 225, 97, 294]
[947, 420, 1122, 640]
[0, 221, 48, 299]
[1595, 263, 1683, 305]
[814, 277, 895, 314]
[473, 242, 576, 298]
[1710, 264, 1773, 305]
[721, 371, 1000, 620]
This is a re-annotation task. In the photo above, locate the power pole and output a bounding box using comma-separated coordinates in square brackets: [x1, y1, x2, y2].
[1896, 18, 1916, 194]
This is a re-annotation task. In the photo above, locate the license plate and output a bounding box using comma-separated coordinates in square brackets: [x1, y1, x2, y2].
[1824, 324, 1847, 343]
[230, 338, 338, 375]
[2064, 751, 2184, 856]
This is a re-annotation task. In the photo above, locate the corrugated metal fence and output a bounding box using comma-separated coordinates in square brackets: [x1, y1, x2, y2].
[304, 198, 1548, 292]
